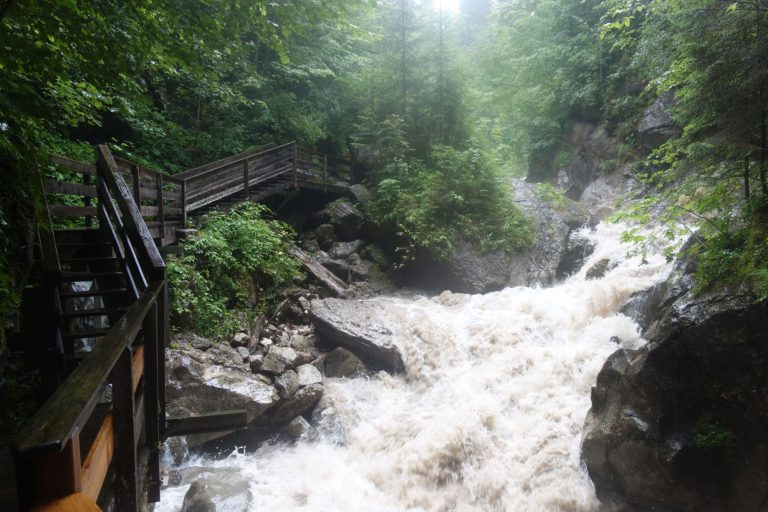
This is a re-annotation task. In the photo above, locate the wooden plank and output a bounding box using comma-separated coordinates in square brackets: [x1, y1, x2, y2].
[48, 205, 98, 218]
[44, 180, 98, 198]
[80, 414, 114, 502]
[34, 175, 61, 274]
[51, 156, 97, 176]
[98, 145, 165, 276]
[15, 282, 163, 455]
[32, 492, 100, 512]
[142, 301, 161, 502]
[164, 410, 248, 438]
[290, 246, 347, 296]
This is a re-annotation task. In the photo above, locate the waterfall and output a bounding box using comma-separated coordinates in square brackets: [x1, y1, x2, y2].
[157, 220, 674, 512]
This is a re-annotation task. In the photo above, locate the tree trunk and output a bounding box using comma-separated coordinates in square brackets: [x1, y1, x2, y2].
[745, 156, 751, 201]
[400, 0, 407, 118]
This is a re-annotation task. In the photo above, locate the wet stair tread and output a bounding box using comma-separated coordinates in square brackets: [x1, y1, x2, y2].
[61, 308, 126, 318]
[60, 271, 124, 281]
[59, 288, 128, 299]
[61, 328, 110, 340]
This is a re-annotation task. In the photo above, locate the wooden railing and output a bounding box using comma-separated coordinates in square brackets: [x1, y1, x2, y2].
[15, 146, 168, 511]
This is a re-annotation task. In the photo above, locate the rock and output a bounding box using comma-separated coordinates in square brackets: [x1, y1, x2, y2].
[310, 298, 405, 373]
[330, 239, 365, 260]
[582, 269, 768, 510]
[637, 91, 680, 149]
[298, 296, 311, 312]
[295, 350, 314, 366]
[274, 370, 300, 399]
[271, 383, 324, 423]
[315, 199, 364, 241]
[255, 373, 273, 385]
[315, 224, 335, 249]
[362, 244, 389, 269]
[301, 238, 321, 253]
[319, 258, 350, 282]
[580, 165, 639, 220]
[174, 333, 213, 351]
[231, 332, 249, 348]
[348, 183, 371, 205]
[324, 347, 366, 378]
[166, 345, 278, 446]
[248, 354, 263, 373]
[260, 337, 273, 348]
[296, 364, 323, 386]
[289, 334, 313, 350]
[349, 259, 375, 280]
[181, 480, 216, 512]
[556, 231, 596, 279]
[236, 346, 250, 361]
[284, 416, 312, 439]
[261, 346, 298, 374]
[585, 258, 614, 280]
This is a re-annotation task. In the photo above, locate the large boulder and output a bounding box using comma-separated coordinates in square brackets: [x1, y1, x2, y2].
[397, 179, 588, 293]
[310, 298, 405, 373]
[582, 266, 768, 510]
[314, 198, 364, 240]
[166, 343, 278, 447]
[637, 91, 680, 149]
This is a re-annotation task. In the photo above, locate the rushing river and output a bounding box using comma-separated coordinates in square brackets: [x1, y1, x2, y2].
[157, 220, 674, 512]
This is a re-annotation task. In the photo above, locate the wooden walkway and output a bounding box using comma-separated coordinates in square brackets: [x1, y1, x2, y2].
[12, 142, 351, 511]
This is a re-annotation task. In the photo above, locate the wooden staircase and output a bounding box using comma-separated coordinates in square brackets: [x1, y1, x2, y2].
[13, 141, 351, 511]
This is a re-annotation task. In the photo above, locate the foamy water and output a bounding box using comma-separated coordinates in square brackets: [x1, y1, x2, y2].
[157, 221, 674, 512]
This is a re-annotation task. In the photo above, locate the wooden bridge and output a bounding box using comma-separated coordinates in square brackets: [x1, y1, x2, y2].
[11, 142, 351, 511]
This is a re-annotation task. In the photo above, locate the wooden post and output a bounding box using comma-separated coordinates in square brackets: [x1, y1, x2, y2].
[143, 301, 161, 502]
[158, 277, 168, 439]
[15, 434, 83, 507]
[131, 165, 141, 205]
[243, 158, 250, 200]
[112, 347, 138, 511]
[156, 174, 165, 246]
[83, 173, 93, 227]
[180, 180, 188, 228]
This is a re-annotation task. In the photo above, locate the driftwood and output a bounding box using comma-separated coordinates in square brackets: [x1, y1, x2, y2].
[290, 246, 347, 297]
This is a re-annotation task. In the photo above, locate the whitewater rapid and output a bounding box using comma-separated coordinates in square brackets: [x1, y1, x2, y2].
[157, 221, 674, 512]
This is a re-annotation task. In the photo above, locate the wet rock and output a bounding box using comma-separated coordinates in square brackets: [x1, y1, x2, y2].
[248, 354, 263, 373]
[582, 272, 768, 510]
[271, 383, 324, 423]
[310, 298, 404, 373]
[301, 238, 321, 253]
[330, 240, 365, 260]
[315, 199, 364, 241]
[315, 224, 335, 250]
[274, 370, 299, 399]
[318, 257, 350, 282]
[585, 258, 615, 280]
[284, 416, 312, 439]
[297, 364, 323, 386]
[289, 334, 313, 350]
[261, 346, 298, 374]
[637, 91, 680, 149]
[181, 480, 216, 512]
[362, 244, 389, 269]
[556, 231, 596, 279]
[324, 347, 366, 378]
[166, 344, 278, 446]
[255, 373, 273, 386]
[231, 332, 249, 348]
[294, 351, 314, 366]
[175, 333, 213, 352]
[235, 347, 250, 361]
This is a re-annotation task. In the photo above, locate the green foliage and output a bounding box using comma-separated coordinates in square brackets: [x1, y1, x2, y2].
[691, 418, 736, 451]
[535, 183, 567, 211]
[0, 356, 41, 440]
[167, 203, 301, 338]
[368, 146, 534, 264]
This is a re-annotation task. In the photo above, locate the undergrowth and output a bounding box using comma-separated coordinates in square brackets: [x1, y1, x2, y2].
[167, 203, 301, 338]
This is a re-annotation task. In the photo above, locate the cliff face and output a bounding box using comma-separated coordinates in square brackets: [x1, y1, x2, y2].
[582, 254, 768, 511]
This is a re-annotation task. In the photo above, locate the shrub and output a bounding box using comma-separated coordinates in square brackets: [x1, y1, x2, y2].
[368, 146, 534, 264]
[167, 203, 301, 338]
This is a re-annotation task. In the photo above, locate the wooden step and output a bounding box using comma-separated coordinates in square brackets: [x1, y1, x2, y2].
[59, 288, 128, 299]
[59, 256, 119, 264]
[60, 271, 124, 282]
[61, 308, 126, 318]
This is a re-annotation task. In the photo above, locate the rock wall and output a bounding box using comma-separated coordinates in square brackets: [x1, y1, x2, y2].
[582, 257, 768, 511]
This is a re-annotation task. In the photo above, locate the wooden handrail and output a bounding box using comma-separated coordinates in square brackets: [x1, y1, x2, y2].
[181, 141, 297, 183]
[15, 281, 163, 455]
[34, 173, 61, 275]
[97, 145, 165, 275]
[173, 143, 276, 180]
[113, 156, 183, 186]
